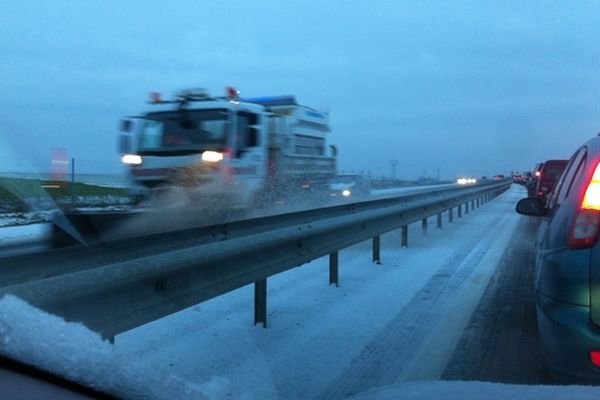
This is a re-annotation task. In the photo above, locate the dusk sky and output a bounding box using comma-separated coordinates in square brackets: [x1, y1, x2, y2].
[2, 1, 600, 179]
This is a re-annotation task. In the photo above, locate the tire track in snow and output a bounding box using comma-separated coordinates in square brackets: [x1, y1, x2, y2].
[441, 216, 552, 384]
[318, 210, 510, 400]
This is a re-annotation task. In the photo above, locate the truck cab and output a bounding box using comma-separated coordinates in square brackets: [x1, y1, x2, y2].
[120, 88, 336, 210]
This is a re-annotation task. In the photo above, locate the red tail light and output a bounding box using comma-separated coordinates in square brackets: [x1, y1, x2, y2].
[569, 160, 600, 249]
[569, 210, 600, 248]
[591, 350, 600, 367]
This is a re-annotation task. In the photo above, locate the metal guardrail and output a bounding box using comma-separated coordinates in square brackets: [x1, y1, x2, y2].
[0, 181, 510, 339]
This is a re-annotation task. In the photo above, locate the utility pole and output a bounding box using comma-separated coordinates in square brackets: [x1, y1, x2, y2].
[390, 159, 398, 181]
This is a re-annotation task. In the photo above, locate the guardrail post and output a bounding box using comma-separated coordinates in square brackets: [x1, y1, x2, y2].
[471, 199, 475, 210]
[421, 218, 428, 234]
[465, 202, 469, 214]
[401, 225, 408, 247]
[449, 208, 454, 223]
[102, 335, 115, 344]
[372, 236, 381, 264]
[254, 279, 267, 328]
[329, 251, 339, 286]
[458, 204, 462, 218]
[437, 213, 442, 229]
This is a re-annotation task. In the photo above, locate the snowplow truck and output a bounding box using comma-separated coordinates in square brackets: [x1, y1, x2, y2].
[51, 88, 337, 247]
[119, 88, 338, 210]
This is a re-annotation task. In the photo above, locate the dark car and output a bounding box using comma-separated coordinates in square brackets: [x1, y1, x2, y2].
[527, 162, 545, 196]
[534, 159, 568, 205]
[516, 136, 600, 382]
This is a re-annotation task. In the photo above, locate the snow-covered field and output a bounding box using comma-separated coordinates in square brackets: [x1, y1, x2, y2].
[1, 185, 599, 399]
[0, 197, 131, 228]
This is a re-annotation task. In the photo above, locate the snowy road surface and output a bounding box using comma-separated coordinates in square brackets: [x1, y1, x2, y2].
[442, 215, 550, 384]
[107, 184, 560, 399]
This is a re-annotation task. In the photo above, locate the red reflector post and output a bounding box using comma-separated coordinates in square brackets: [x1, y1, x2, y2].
[150, 92, 162, 103]
[591, 351, 600, 367]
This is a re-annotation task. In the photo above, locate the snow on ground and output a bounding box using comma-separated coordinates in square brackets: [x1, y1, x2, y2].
[108, 184, 594, 399]
[0, 211, 51, 228]
[1, 184, 598, 399]
[0, 223, 49, 245]
[0, 296, 207, 399]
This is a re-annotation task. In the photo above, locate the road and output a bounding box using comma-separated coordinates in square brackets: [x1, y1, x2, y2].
[108, 184, 561, 399]
[315, 186, 552, 399]
[441, 216, 553, 384]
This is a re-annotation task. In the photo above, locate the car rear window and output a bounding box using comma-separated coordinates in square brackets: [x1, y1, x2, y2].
[549, 149, 586, 210]
[542, 165, 565, 181]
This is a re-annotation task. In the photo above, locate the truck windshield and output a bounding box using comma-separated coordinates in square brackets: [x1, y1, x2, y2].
[138, 109, 229, 154]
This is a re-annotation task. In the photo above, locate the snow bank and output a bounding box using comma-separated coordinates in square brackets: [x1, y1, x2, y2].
[0, 295, 214, 399]
[0, 198, 132, 228]
[0, 223, 49, 244]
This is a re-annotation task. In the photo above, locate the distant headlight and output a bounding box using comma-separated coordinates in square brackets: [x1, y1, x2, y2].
[342, 189, 351, 197]
[202, 151, 224, 162]
[121, 154, 142, 165]
[457, 178, 476, 185]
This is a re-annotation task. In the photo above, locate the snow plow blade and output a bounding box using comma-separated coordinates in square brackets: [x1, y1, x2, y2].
[50, 209, 139, 248]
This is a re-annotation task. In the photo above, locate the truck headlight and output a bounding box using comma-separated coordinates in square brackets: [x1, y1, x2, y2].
[202, 151, 224, 162]
[342, 189, 351, 197]
[121, 154, 142, 165]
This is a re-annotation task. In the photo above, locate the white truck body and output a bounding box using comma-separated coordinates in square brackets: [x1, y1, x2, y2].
[121, 90, 337, 210]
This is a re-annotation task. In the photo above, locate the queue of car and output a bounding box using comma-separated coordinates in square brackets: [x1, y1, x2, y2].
[517, 136, 600, 383]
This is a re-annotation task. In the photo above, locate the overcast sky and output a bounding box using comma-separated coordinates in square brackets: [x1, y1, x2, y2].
[1, 1, 600, 179]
